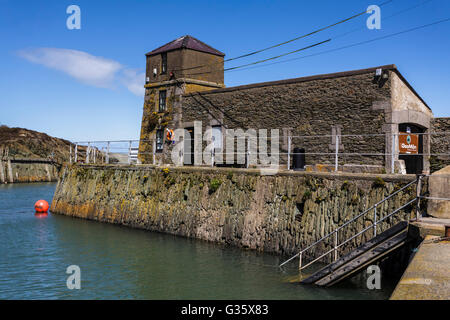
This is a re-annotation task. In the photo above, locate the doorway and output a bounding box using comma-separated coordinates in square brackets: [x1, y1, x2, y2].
[398, 123, 424, 174]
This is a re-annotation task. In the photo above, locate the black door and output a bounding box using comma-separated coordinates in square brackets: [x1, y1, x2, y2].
[398, 123, 423, 174]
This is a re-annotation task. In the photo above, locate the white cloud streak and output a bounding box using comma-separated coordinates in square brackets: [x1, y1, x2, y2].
[121, 69, 146, 97]
[17, 48, 144, 96]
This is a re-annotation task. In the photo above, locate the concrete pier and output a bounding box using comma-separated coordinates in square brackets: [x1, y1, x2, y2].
[391, 218, 450, 300]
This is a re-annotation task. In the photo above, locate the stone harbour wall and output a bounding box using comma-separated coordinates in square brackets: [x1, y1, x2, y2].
[51, 165, 419, 260]
[427, 165, 450, 219]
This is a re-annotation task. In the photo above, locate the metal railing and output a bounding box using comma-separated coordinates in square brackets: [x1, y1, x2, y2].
[70, 139, 154, 165]
[68, 131, 450, 170]
[278, 175, 423, 270]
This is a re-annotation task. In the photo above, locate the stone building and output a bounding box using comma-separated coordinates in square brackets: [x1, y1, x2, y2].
[139, 35, 225, 164]
[139, 35, 448, 174]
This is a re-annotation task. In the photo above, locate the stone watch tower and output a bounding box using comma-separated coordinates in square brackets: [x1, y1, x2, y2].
[138, 35, 225, 164]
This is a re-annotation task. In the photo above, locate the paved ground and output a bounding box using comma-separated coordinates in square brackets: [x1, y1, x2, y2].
[390, 234, 450, 300]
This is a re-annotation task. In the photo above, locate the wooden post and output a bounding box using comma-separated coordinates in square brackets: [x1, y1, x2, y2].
[86, 142, 90, 164]
[106, 141, 110, 164]
[69, 145, 72, 164]
[7, 159, 13, 183]
[0, 159, 5, 184]
[128, 140, 132, 164]
[75, 144, 78, 163]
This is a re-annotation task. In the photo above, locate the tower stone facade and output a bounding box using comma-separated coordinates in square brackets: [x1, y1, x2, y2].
[138, 35, 225, 164]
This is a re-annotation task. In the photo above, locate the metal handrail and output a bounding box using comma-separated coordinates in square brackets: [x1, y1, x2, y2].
[292, 198, 418, 271]
[279, 177, 419, 269]
[337, 197, 417, 248]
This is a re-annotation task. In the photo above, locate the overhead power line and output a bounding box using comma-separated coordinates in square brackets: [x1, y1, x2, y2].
[333, 0, 435, 40]
[173, 0, 394, 73]
[224, 39, 331, 71]
[227, 17, 450, 74]
[185, 39, 331, 76]
[224, 0, 392, 63]
[185, 2, 445, 78]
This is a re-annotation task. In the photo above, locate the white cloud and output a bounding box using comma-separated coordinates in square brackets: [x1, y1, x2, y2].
[121, 69, 146, 97]
[18, 47, 145, 96]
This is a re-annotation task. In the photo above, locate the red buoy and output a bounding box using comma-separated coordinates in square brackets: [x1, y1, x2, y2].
[35, 200, 49, 213]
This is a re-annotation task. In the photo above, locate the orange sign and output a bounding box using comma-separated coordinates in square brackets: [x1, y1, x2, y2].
[398, 132, 418, 154]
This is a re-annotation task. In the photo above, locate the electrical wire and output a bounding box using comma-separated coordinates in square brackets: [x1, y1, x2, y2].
[185, 39, 332, 76]
[333, 0, 436, 40]
[172, 0, 394, 72]
[225, 39, 331, 71]
[183, 1, 442, 77]
[227, 17, 450, 74]
[178, 15, 449, 129]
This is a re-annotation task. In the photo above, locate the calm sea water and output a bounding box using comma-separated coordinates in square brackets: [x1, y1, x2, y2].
[0, 182, 395, 299]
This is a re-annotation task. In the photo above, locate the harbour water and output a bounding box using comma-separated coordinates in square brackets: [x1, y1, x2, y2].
[0, 182, 395, 299]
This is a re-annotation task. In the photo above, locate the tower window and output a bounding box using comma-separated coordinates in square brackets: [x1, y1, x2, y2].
[159, 90, 166, 112]
[156, 129, 164, 152]
[161, 53, 167, 74]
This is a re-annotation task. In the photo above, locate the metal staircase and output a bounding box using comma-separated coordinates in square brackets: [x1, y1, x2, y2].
[301, 221, 409, 286]
[279, 176, 423, 287]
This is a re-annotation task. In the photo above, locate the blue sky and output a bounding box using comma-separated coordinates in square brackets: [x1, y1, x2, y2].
[0, 0, 449, 141]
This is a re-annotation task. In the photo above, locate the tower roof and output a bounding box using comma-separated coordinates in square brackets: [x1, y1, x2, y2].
[145, 35, 225, 57]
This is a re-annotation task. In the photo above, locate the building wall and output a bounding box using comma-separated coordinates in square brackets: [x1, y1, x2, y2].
[140, 47, 226, 164]
[390, 73, 431, 115]
[387, 72, 433, 173]
[146, 50, 183, 83]
[139, 65, 434, 173]
[180, 71, 392, 170]
[146, 49, 224, 85]
[430, 117, 450, 172]
[138, 81, 224, 165]
[181, 49, 224, 84]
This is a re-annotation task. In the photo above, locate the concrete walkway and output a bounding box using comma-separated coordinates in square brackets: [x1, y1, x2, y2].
[390, 234, 449, 300]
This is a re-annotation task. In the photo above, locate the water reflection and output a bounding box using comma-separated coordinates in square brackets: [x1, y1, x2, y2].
[0, 182, 394, 300]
